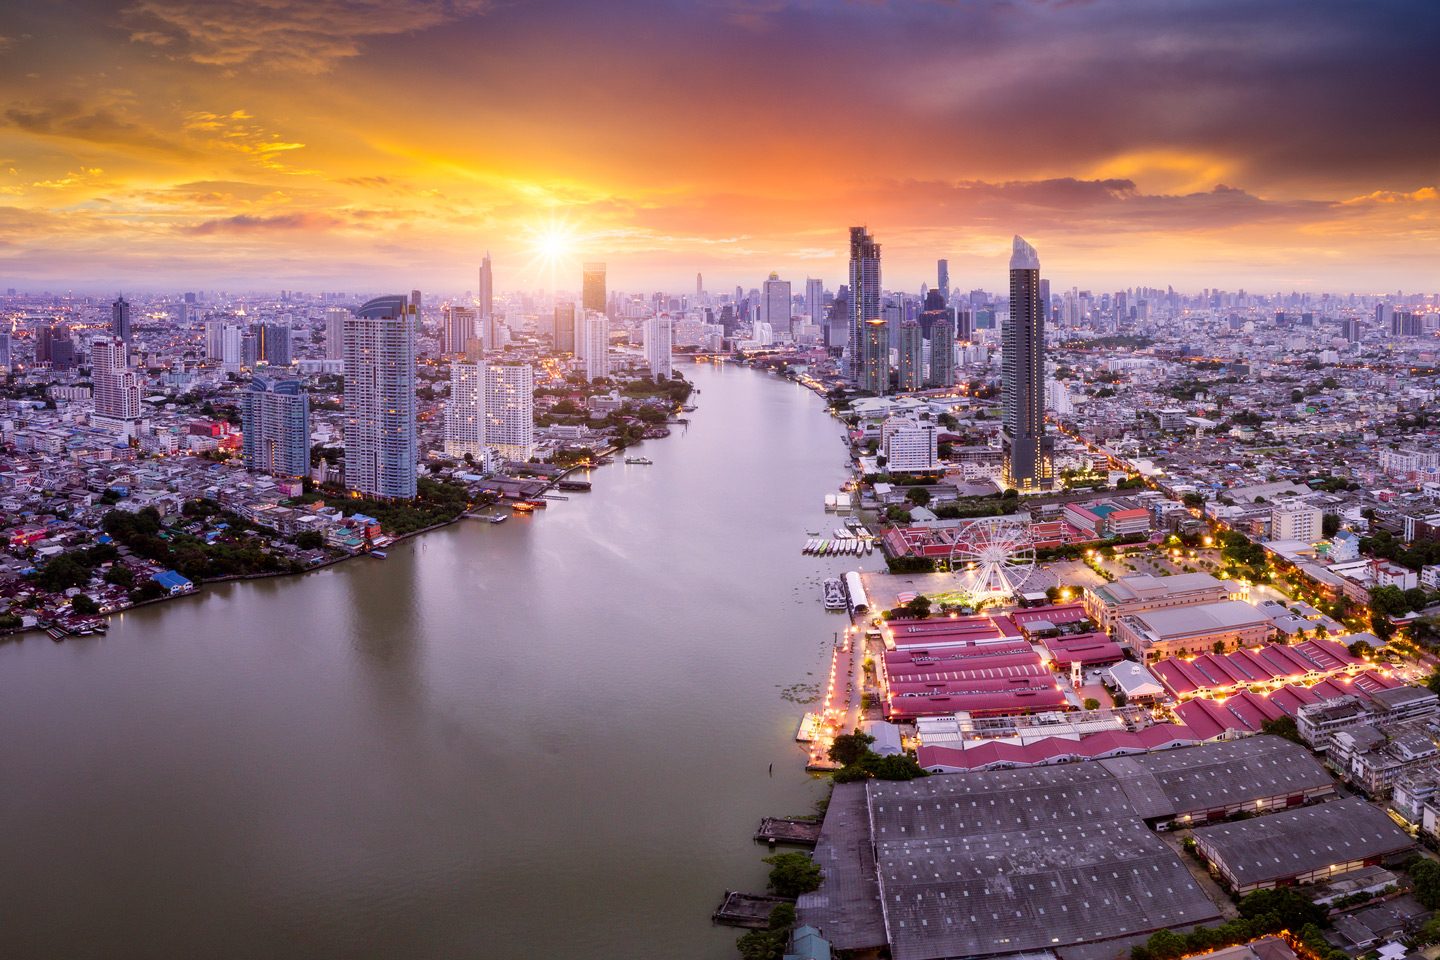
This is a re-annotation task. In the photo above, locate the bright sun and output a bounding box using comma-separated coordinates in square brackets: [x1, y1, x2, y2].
[521, 212, 586, 290]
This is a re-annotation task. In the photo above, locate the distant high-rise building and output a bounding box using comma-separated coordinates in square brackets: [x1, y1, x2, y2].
[584, 312, 609, 381]
[111, 296, 131, 343]
[937, 260, 949, 305]
[91, 335, 140, 423]
[344, 295, 417, 500]
[478, 253, 494, 319]
[221, 324, 244, 370]
[410, 289, 422, 316]
[848, 227, 881, 378]
[486, 363, 534, 462]
[696, 273, 704, 301]
[897, 320, 924, 392]
[242, 376, 309, 479]
[0, 333, 10, 372]
[241, 331, 258, 369]
[646, 314, 672, 379]
[554, 302, 577, 353]
[860, 318, 889, 395]
[805, 279, 824, 330]
[583, 263, 607, 314]
[206, 319, 228, 360]
[929, 315, 956, 387]
[254, 322, 291, 365]
[443, 305, 477, 356]
[324, 308, 347, 361]
[955, 308, 974, 343]
[760, 272, 792, 337]
[1343, 318, 1363, 343]
[444, 358, 486, 461]
[1002, 236, 1053, 492]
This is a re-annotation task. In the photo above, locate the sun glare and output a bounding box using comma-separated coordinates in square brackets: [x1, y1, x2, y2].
[520, 212, 587, 292]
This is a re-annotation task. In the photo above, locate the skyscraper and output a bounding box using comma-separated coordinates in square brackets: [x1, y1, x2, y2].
[444, 358, 486, 461]
[937, 260, 949, 305]
[443, 305, 477, 356]
[91, 335, 140, 424]
[645, 314, 672, 379]
[344, 295, 417, 500]
[696, 273, 703, 301]
[242, 376, 309, 479]
[805, 278, 824, 330]
[897, 320, 924, 392]
[111, 296, 131, 343]
[761, 272, 791, 337]
[486, 362, 535, 462]
[847, 227, 881, 378]
[583, 263, 607, 314]
[1002, 236, 1053, 492]
[554, 302, 577, 353]
[254, 322, 291, 365]
[860, 318, 889, 395]
[478, 253, 493, 319]
[0, 332, 10, 373]
[929, 314, 956, 387]
[584, 312, 609, 381]
[324, 308, 347, 361]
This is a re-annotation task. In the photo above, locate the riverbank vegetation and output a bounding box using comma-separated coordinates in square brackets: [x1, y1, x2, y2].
[828, 730, 928, 782]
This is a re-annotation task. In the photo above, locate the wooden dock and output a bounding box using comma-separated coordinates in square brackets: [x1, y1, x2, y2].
[754, 817, 823, 846]
[711, 890, 794, 928]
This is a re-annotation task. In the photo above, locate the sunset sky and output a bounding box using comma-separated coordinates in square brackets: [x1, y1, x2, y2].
[1, 0, 1437, 295]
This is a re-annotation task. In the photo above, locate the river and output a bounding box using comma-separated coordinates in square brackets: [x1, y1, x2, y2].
[0, 364, 880, 960]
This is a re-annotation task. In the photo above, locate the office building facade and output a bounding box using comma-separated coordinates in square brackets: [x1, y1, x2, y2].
[92, 335, 140, 423]
[486, 363, 534, 462]
[1002, 236, 1054, 491]
[761, 272, 791, 337]
[478, 253, 493, 318]
[584, 312, 609, 381]
[344, 295, 417, 500]
[324, 308, 347, 360]
[897, 320, 923, 392]
[443, 305, 478, 356]
[847, 227, 881, 378]
[444, 359, 486, 460]
[860, 318, 889, 395]
[645, 314, 672, 379]
[242, 376, 309, 479]
[554, 302, 576, 353]
[112, 296, 131, 343]
[806, 278, 824, 331]
[929, 315, 956, 386]
[583, 263, 606, 314]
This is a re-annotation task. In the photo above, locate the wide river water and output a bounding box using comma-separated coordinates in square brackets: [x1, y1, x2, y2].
[0, 364, 882, 960]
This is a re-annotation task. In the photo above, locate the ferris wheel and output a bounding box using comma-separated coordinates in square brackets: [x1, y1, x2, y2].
[947, 516, 1037, 605]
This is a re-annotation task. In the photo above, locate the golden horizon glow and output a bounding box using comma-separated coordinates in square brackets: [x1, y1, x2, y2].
[0, 0, 1435, 292]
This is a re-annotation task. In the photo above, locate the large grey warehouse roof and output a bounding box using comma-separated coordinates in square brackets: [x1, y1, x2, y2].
[798, 737, 1335, 960]
[1192, 796, 1414, 888]
[1098, 737, 1333, 821]
[865, 766, 1222, 960]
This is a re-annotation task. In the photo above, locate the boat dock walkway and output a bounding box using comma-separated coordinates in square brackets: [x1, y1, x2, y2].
[711, 891, 794, 928]
[754, 817, 822, 846]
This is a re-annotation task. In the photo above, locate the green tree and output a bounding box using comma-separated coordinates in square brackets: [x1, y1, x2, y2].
[70, 594, 98, 615]
[1408, 856, 1440, 909]
[1236, 886, 1324, 930]
[763, 852, 823, 898]
[828, 730, 875, 767]
[1261, 716, 1304, 744]
[1083, 697, 1101, 710]
[1322, 514, 1341, 538]
[1112, 690, 1128, 707]
[906, 487, 931, 507]
[294, 531, 324, 550]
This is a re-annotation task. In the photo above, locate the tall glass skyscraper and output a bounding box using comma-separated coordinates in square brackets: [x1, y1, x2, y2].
[242, 376, 309, 479]
[345, 295, 417, 500]
[111, 296, 131, 343]
[847, 227, 881, 379]
[897, 320, 923, 392]
[1002, 236, 1053, 492]
[582, 263, 607, 314]
[929, 315, 956, 387]
[860, 318, 889, 395]
[478, 253, 493, 319]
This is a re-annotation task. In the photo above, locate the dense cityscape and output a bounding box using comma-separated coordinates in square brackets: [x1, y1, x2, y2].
[2, 0, 1438, 959]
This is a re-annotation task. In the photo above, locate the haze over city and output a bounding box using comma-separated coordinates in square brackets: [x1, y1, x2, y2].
[2, 0, 1438, 293]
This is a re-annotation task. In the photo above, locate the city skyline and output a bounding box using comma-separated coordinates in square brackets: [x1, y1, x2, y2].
[0, 1, 1436, 292]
